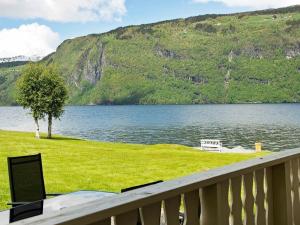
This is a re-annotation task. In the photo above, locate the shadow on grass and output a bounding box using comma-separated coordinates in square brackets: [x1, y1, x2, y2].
[40, 136, 82, 141]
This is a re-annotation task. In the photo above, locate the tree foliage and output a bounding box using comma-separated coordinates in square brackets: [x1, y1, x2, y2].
[41, 65, 68, 138]
[16, 63, 45, 121]
[16, 63, 67, 138]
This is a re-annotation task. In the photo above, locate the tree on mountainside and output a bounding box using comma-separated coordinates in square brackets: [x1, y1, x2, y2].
[16, 63, 67, 139]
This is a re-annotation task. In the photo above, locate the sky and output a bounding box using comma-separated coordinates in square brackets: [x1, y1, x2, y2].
[0, 0, 299, 58]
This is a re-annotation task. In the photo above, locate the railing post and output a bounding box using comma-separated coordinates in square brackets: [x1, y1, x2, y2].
[164, 195, 181, 225]
[271, 162, 292, 225]
[201, 180, 229, 225]
[266, 168, 274, 225]
[88, 218, 111, 225]
[231, 176, 243, 225]
[255, 169, 267, 225]
[183, 190, 200, 225]
[201, 184, 218, 225]
[291, 158, 300, 224]
[244, 172, 255, 225]
[140, 202, 161, 225]
[115, 210, 138, 225]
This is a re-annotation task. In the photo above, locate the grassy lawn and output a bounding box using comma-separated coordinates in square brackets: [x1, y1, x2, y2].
[0, 130, 267, 209]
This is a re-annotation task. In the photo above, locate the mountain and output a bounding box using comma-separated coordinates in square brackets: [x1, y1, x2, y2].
[1, 5, 300, 105]
[0, 55, 42, 64]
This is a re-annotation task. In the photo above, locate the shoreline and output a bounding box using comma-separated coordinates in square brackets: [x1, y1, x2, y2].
[1, 102, 300, 107]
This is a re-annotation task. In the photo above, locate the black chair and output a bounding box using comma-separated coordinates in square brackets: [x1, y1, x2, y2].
[7, 153, 60, 206]
[9, 200, 44, 223]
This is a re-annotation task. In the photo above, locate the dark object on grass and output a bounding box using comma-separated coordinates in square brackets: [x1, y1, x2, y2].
[7, 153, 60, 207]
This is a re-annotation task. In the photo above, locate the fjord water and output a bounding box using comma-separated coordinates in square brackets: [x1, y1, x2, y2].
[1, 104, 300, 151]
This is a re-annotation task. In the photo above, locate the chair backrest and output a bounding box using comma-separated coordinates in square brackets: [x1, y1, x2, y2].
[7, 154, 46, 203]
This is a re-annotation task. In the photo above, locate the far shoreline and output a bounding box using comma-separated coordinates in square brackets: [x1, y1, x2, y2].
[1, 102, 300, 107]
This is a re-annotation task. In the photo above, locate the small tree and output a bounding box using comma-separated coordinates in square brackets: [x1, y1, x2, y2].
[16, 63, 45, 138]
[16, 63, 67, 139]
[40, 65, 67, 138]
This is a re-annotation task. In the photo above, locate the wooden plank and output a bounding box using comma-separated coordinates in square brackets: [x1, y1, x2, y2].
[183, 190, 200, 225]
[255, 169, 266, 225]
[285, 161, 293, 225]
[140, 202, 161, 225]
[265, 168, 273, 225]
[243, 173, 255, 225]
[115, 210, 138, 225]
[291, 158, 300, 225]
[163, 195, 181, 225]
[201, 184, 217, 225]
[88, 218, 111, 225]
[298, 158, 300, 208]
[271, 162, 292, 225]
[217, 180, 230, 225]
[231, 176, 243, 225]
[13, 149, 300, 225]
[201, 180, 229, 225]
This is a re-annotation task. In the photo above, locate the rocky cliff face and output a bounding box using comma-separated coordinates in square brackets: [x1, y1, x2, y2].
[73, 42, 106, 87]
[286, 42, 300, 59]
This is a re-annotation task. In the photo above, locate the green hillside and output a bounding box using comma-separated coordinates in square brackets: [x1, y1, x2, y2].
[1, 6, 300, 105]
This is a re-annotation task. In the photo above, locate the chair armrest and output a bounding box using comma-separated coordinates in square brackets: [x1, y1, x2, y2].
[7, 202, 31, 206]
[46, 193, 62, 197]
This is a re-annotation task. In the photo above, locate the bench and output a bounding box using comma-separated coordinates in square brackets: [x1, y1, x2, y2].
[200, 139, 222, 152]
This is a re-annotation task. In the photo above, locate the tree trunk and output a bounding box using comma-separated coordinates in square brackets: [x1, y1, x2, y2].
[47, 114, 52, 139]
[34, 118, 40, 139]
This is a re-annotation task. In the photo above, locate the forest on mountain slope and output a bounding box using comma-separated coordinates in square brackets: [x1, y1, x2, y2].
[1, 5, 300, 105]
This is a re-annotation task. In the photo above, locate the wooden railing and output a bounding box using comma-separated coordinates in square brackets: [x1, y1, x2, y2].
[15, 148, 300, 225]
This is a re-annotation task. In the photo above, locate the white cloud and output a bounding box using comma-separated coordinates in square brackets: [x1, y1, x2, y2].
[0, 0, 127, 22]
[0, 23, 60, 58]
[192, 0, 300, 9]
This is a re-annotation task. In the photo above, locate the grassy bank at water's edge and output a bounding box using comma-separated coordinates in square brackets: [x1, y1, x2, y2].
[0, 130, 268, 209]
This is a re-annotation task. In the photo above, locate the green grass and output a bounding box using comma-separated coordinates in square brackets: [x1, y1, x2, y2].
[0, 130, 267, 209]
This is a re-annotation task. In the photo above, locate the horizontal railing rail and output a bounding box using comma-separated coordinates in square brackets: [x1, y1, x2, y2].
[14, 148, 300, 225]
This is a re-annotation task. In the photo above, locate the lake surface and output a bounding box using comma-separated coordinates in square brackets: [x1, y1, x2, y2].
[1, 104, 300, 151]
